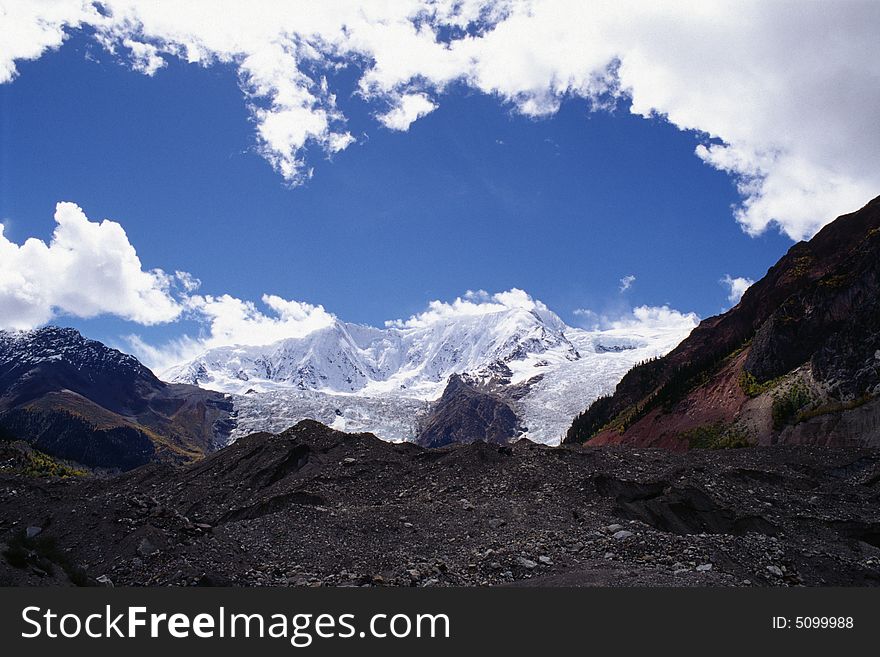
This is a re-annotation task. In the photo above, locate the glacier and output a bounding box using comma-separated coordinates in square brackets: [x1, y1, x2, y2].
[162, 296, 695, 446]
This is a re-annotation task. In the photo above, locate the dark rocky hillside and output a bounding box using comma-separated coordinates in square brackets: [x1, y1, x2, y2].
[2, 420, 879, 587]
[415, 374, 520, 447]
[0, 327, 234, 470]
[567, 195, 880, 449]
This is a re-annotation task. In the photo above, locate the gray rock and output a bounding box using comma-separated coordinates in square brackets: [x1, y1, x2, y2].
[538, 555, 552, 565]
[696, 563, 713, 572]
[516, 557, 537, 569]
[25, 526, 42, 539]
[766, 565, 784, 577]
[487, 517, 506, 530]
[96, 575, 114, 587]
[137, 538, 158, 557]
[606, 523, 624, 532]
[612, 530, 634, 540]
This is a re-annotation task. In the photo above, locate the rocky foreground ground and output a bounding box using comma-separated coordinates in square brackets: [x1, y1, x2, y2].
[1, 420, 879, 587]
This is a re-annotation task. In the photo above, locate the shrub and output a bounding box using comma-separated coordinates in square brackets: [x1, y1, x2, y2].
[771, 383, 813, 430]
[738, 370, 776, 398]
[2, 529, 90, 586]
[682, 423, 752, 449]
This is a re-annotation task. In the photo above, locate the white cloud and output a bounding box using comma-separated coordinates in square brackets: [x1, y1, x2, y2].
[378, 92, 438, 131]
[2, 1, 878, 234]
[174, 270, 201, 293]
[387, 288, 556, 329]
[619, 274, 635, 292]
[122, 38, 165, 75]
[125, 332, 202, 375]
[0, 202, 182, 330]
[614, 305, 699, 332]
[128, 292, 337, 372]
[185, 293, 336, 348]
[573, 304, 699, 334]
[721, 274, 754, 305]
[0, 0, 96, 83]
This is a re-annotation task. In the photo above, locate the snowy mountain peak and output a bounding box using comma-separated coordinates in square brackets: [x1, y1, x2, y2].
[161, 293, 696, 445]
[1, 326, 154, 382]
[163, 302, 575, 398]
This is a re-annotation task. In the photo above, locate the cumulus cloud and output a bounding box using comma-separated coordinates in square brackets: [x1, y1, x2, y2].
[0, 202, 181, 330]
[128, 293, 337, 371]
[187, 293, 336, 348]
[721, 274, 754, 305]
[619, 274, 636, 293]
[2, 1, 878, 235]
[574, 304, 699, 334]
[0, 0, 95, 84]
[378, 92, 438, 131]
[386, 288, 559, 329]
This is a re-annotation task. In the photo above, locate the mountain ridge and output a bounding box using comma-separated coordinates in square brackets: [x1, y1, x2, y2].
[0, 327, 234, 470]
[566, 195, 880, 448]
[164, 298, 695, 445]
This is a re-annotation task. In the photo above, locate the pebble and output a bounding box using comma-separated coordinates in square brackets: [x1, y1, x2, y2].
[137, 538, 158, 558]
[766, 565, 784, 577]
[696, 563, 713, 572]
[516, 557, 537, 569]
[606, 524, 624, 532]
[538, 556, 552, 565]
[612, 530, 634, 540]
[25, 526, 42, 539]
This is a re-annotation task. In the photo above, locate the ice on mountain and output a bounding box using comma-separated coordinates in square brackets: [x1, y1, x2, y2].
[163, 300, 694, 446]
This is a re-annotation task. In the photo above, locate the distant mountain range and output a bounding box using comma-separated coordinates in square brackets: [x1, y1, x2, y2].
[0, 327, 233, 470]
[164, 302, 692, 445]
[4, 196, 880, 472]
[0, 298, 690, 470]
[566, 195, 880, 448]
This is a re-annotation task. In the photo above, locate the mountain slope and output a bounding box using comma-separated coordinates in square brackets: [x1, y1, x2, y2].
[566, 195, 880, 448]
[0, 327, 234, 470]
[166, 301, 694, 445]
[414, 374, 520, 447]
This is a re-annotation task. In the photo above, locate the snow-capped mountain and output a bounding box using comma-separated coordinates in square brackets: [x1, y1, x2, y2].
[0, 327, 233, 470]
[163, 299, 695, 445]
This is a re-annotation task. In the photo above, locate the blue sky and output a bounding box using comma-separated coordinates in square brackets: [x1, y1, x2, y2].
[1, 2, 876, 369]
[0, 31, 792, 349]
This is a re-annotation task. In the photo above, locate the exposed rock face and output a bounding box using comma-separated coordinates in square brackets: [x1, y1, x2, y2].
[566, 195, 880, 448]
[414, 374, 520, 447]
[2, 420, 879, 587]
[0, 327, 234, 470]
